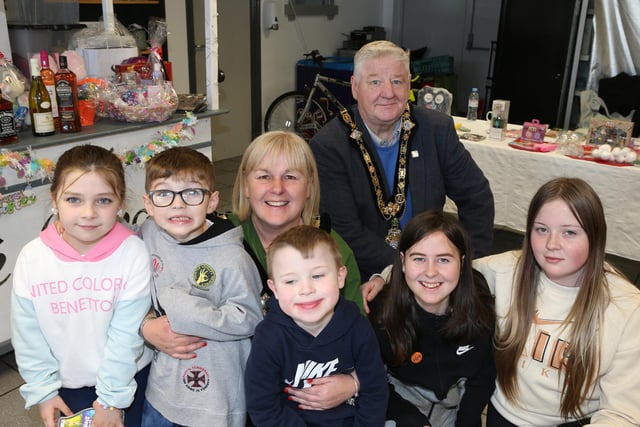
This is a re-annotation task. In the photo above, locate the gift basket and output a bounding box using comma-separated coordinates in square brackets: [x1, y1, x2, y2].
[105, 80, 178, 122]
[93, 18, 178, 123]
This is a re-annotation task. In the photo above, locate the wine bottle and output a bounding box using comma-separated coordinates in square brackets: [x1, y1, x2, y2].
[0, 89, 18, 146]
[55, 55, 81, 133]
[39, 50, 60, 129]
[28, 57, 55, 137]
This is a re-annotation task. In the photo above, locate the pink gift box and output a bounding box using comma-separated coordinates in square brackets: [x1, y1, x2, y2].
[521, 119, 548, 142]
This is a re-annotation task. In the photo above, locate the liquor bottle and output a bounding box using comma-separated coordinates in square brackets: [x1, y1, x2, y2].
[28, 57, 55, 137]
[466, 87, 479, 121]
[55, 55, 81, 133]
[0, 89, 18, 145]
[39, 51, 60, 129]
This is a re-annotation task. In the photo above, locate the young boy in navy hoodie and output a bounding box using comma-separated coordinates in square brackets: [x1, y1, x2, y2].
[245, 225, 388, 426]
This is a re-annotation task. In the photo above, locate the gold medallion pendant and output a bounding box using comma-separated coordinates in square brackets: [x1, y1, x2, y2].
[385, 218, 402, 249]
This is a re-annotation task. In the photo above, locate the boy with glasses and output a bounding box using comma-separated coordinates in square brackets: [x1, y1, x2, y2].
[139, 147, 263, 427]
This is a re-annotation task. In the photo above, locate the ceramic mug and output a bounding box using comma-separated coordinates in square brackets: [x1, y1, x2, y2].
[486, 110, 506, 129]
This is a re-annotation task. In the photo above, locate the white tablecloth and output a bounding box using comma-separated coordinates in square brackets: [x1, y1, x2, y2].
[452, 117, 640, 262]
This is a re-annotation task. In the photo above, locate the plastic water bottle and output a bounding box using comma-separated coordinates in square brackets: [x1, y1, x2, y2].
[467, 87, 479, 121]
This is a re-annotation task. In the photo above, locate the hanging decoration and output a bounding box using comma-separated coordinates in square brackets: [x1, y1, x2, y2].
[117, 112, 198, 165]
[0, 186, 36, 216]
[0, 112, 198, 216]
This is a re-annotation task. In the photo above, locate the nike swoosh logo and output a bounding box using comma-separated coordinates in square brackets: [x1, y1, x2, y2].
[456, 345, 474, 355]
[533, 310, 564, 326]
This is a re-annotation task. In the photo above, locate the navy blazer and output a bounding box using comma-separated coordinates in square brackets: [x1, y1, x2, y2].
[310, 105, 495, 279]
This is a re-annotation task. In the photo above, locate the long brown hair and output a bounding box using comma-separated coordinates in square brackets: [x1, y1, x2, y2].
[371, 210, 495, 366]
[495, 177, 613, 419]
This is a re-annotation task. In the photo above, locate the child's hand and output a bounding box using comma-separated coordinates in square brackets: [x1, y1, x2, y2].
[38, 395, 73, 427]
[92, 401, 124, 427]
[285, 373, 355, 410]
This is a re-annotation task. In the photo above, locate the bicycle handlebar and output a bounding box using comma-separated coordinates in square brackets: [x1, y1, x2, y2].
[303, 49, 325, 66]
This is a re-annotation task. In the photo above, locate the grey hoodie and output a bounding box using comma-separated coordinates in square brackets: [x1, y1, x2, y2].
[141, 217, 263, 427]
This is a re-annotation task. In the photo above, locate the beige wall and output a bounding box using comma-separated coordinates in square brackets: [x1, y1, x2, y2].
[165, 1, 190, 94]
[260, 0, 383, 117]
[210, 1, 252, 160]
[166, 0, 385, 160]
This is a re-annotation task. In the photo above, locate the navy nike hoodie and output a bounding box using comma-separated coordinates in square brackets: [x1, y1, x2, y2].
[245, 296, 388, 426]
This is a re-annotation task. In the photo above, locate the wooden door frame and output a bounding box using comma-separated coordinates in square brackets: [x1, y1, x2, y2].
[250, 0, 262, 138]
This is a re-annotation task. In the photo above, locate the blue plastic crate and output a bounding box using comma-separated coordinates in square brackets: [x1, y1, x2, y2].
[296, 56, 354, 71]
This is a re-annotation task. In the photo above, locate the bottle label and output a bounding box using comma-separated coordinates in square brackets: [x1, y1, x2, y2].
[45, 85, 59, 118]
[60, 110, 77, 121]
[32, 112, 55, 133]
[468, 100, 479, 108]
[56, 79, 79, 131]
[56, 80, 73, 108]
[0, 110, 17, 138]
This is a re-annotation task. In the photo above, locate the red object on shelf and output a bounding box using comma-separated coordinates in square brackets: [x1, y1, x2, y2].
[114, 60, 172, 82]
[78, 99, 96, 126]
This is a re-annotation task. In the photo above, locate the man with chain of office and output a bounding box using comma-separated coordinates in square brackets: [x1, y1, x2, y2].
[310, 40, 495, 309]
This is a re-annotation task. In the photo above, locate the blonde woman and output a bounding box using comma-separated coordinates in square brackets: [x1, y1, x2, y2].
[143, 131, 365, 412]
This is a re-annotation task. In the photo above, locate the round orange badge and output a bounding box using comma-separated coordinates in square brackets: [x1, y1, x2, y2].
[410, 352, 423, 364]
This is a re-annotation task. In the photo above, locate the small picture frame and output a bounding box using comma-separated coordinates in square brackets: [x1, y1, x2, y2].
[588, 117, 634, 147]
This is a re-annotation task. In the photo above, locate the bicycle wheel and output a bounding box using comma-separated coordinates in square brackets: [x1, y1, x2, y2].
[264, 91, 329, 141]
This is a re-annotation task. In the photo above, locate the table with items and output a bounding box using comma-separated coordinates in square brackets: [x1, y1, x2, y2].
[449, 116, 640, 262]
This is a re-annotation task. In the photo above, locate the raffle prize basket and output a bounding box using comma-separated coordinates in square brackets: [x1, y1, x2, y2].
[103, 81, 178, 123]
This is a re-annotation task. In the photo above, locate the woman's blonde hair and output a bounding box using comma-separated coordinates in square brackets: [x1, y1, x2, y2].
[232, 130, 319, 224]
[495, 177, 614, 420]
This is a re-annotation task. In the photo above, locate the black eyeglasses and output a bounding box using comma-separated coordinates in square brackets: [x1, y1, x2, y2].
[147, 188, 211, 207]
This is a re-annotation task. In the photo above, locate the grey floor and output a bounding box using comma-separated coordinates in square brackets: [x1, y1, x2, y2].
[1, 155, 638, 425]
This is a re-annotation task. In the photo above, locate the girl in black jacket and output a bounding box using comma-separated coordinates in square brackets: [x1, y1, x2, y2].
[370, 210, 496, 427]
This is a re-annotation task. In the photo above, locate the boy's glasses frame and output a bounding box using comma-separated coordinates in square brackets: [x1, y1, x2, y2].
[147, 188, 211, 207]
